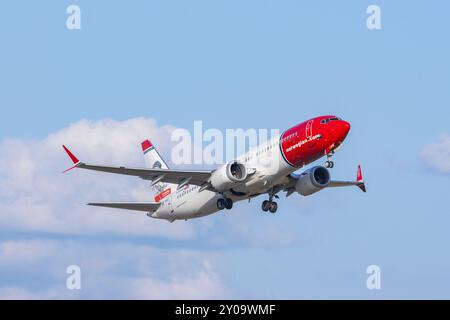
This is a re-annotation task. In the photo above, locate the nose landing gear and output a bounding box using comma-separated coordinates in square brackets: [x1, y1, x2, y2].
[324, 151, 335, 168]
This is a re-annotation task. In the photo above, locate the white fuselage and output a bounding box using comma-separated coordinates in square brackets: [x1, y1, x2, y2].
[150, 135, 296, 221]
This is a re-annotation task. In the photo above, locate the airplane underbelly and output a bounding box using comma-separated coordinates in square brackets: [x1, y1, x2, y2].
[235, 157, 293, 195]
[168, 190, 220, 220]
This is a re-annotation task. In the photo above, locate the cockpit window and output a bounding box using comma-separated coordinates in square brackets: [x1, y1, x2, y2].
[320, 117, 342, 124]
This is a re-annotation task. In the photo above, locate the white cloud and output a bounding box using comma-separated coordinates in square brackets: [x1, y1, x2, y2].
[0, 117, 302, 299]
[421, 134, 450, 174]
[0, 287, 51, 300]
[0, 117, 193, 239]
[0, 240, 56, 266]
[0, 239, 229, 299]
[0, 116, 300, 245]
[129, 268, 227, 299]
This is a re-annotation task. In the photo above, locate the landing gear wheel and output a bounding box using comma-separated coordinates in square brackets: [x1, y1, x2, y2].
[269, 202, 278, 213]
[325, 160, 334, 168]
[224, 198, 233, 210]
[217, 199, 226, 210]
[262, 200, 270, 212]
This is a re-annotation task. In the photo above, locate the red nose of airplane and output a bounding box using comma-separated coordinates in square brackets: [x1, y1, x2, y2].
[342, 120, 350, 133]
[340, 120, 351, 140]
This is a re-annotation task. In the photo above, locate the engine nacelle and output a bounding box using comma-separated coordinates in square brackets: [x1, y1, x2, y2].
[210, 161, 248, 192]
[295, 166, 330, 196]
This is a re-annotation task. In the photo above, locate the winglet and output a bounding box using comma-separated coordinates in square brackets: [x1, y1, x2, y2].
[356, 165, 366, 192]
[62, 145, 81, 173]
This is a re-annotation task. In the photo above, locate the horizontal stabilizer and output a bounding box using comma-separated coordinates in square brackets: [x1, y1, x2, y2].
[88, 202, 161, 212]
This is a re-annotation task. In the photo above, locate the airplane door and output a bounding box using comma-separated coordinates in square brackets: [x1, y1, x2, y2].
[306, 120, 313, 139]
[306, 120, 316, 148]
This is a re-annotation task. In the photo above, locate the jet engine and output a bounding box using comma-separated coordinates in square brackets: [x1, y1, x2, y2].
[210, 161, 248, 192]
[295, 166, 330, 196]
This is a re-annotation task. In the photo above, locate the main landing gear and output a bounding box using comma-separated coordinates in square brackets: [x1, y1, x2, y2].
[217, 198, 233, 210]
[262, 200, 278, 213]
[262, 193, 279, 213]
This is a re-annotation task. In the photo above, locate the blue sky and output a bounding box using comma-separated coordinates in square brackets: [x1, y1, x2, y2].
[0, 1, 449, 299]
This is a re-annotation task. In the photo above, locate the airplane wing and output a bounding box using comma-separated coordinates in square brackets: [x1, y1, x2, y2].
[88, 202, 161, 212]
[328, 180, 366, 192]
[62, 145, 212, 188]
[328, 165, 366, 192]
[283, 165, 366, 196]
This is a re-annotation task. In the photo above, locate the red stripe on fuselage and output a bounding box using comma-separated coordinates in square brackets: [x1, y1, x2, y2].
[154, 188, 171, 202]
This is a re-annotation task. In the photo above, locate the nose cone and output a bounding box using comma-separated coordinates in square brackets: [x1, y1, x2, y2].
[342, 120, 351, 134]
[338, 120, 351, 140]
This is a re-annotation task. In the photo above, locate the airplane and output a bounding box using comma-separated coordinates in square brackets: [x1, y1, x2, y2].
[62, 115, 365, 222]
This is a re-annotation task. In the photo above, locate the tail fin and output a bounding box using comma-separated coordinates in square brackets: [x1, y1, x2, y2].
[141, 139, 170, 169]
[141, 139, 177, 202]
